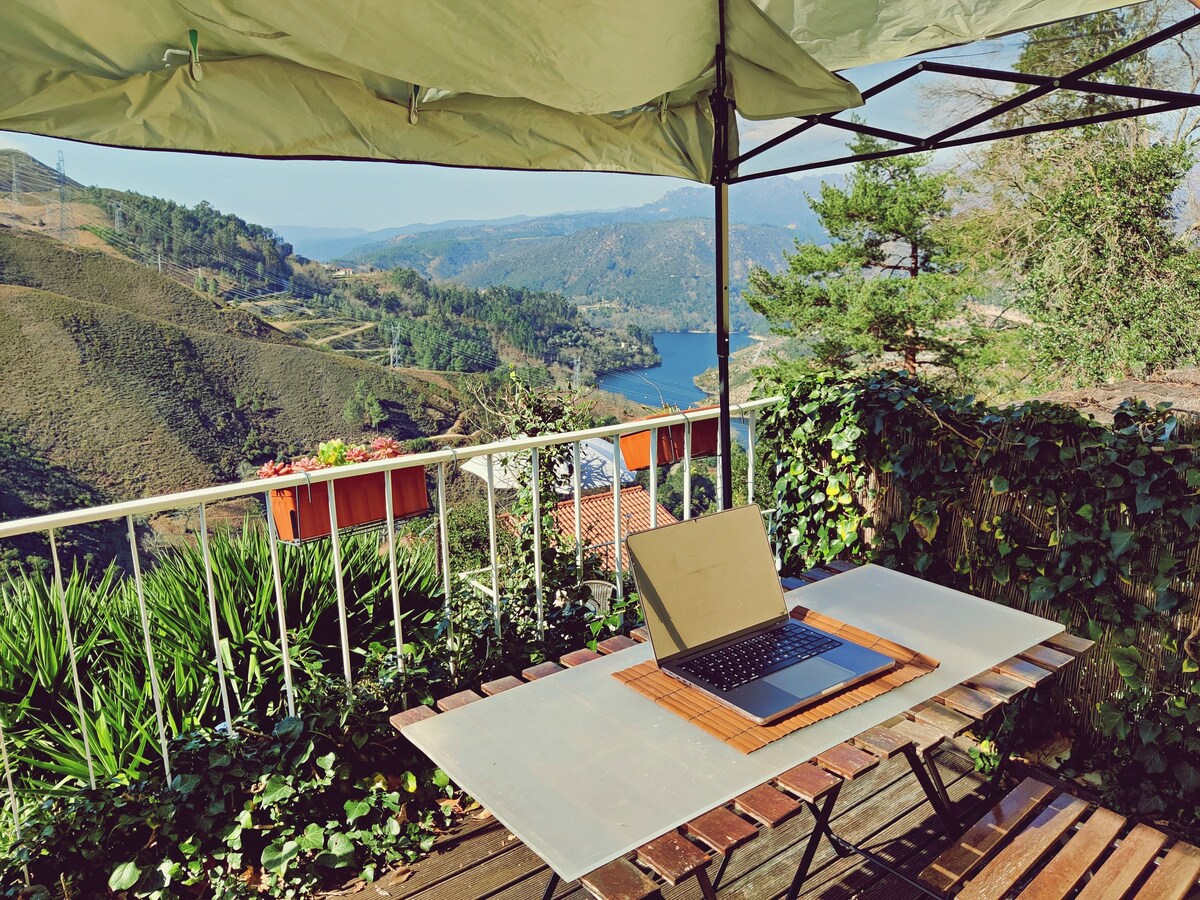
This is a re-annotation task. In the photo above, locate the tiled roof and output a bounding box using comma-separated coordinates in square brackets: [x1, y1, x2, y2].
[551, 485, 677, 572]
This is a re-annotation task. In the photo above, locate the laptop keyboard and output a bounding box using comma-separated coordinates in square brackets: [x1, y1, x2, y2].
[678, 621, 842, 692]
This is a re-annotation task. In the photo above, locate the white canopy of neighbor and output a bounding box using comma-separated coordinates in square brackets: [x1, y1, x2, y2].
[460, 437, 635, 495]
[0, 1, 1141, 183]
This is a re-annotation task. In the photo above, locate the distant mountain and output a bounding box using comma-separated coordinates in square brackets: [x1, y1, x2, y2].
[342, 177, 832, 330]
[278, 215, 535, 260]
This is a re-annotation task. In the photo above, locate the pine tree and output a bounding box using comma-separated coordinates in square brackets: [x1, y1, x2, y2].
[745, 134, 973, 375]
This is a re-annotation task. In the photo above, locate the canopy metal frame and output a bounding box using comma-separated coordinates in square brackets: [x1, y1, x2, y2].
[707, 10, 1200, 507]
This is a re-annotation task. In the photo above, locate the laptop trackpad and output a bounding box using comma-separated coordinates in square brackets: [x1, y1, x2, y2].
[763, 657, 855, 697]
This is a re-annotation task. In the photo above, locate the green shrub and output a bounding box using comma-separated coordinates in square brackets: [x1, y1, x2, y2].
[759, 370, 1200, 831]
[2, 664, 452, 898]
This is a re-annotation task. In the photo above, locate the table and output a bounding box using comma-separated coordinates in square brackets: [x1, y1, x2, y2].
[403, 564, 1063, 885]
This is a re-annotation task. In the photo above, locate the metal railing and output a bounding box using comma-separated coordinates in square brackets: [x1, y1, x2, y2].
[0, 398, 780, 811]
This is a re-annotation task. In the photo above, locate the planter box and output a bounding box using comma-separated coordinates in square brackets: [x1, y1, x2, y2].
[619, 407, 720, 471]
[269, 467, 429, 543]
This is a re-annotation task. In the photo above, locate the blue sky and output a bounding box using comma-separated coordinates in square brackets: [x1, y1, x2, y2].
[0, 39, 1019, 232]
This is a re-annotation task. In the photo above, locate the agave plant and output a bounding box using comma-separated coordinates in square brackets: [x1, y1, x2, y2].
[0, 522, 445, 792]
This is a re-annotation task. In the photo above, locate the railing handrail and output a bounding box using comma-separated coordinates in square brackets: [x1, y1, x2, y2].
[0, 397, 781, 540]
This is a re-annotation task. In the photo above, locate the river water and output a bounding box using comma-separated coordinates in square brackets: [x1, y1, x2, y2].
[597, 331, 756, 441]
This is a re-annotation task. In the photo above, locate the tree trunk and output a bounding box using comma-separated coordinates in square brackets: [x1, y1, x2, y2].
[905, 240, 919, 374]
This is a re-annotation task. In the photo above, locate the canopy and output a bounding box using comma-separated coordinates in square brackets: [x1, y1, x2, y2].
[0, 1, 1138, 183]
[0, 0, 1151, 509]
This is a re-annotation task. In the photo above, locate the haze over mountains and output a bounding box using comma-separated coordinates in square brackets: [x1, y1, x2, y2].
[276, 177, 832, 331]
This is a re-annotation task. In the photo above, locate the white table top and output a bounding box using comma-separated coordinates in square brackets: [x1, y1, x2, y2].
[403, 564, 1062, 882]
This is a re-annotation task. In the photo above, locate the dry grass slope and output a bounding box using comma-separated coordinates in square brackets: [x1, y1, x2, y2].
[0, 227, 460, 504]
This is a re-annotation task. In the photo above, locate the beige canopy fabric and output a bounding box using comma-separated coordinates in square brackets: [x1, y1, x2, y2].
[0, 0, 1139, 183]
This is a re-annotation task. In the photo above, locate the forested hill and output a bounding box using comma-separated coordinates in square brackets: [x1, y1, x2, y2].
[292, 266, 658, 376]
[332, 177, 831, 332]
[0, 149, 652, 377]
[82, 186, 297, 294]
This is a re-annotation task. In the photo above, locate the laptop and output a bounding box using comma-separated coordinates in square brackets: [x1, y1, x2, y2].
[625, 504, 895, 725]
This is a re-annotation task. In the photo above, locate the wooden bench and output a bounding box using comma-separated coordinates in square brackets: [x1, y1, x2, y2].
[389, 562, 1094, 900]
[920, 776, 1200, 899]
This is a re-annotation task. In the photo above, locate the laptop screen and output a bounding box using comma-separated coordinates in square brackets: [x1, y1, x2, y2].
[625, 505, 788, 661]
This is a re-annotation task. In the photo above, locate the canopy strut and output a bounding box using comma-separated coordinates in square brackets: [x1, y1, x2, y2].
[712, 0, 734, 511]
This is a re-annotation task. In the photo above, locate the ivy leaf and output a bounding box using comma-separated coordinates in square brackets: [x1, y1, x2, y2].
[326, 832, 355, 865]
[1029, 576, 1056, 604]
[1110, 646, 1142, 681]
[345, 799, 371, 824]
[1174, 762, 1200, 793]
[1137, 720, 1162, 745]
[432, 768, 451, 789]
[1183, 658, 1198, 674]
[1135, 746, 1167, 774]
[298, 823, 325, 851]
[1097, 703, 1129, 739]
[1074, 503, 1094, 522]
[261, 839, 300, 873]
[261, 775, 294, 804]
[1108, 528, 1135, 557]
[109, 861, 141, 892]
[401, 771, 418, 793]
[990, 475, 1009, 495]
[273, 716, 303, 742]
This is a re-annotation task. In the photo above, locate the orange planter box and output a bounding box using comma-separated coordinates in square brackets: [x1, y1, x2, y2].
[269, 467, 430, 543]
[619, 406, 720, 471]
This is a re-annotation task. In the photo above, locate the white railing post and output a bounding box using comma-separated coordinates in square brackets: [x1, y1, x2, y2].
[611, 438, 623, 599]
[485, 455, 501, 639]
[263, 495, 297, 717]
[530, 449, 545, 633]
[746, 409, 756, 505]
[436, 463, 455, 665]
[197, 505, 234, 733]
[649, 427, 658, 529]
[572, 442, 583, 576]
[383, 474, 406, 674]
[683, 412, 693, 520]
[125, 516, 171, 781]
[0, 716, 27, 884]
[325, 482, 353, 685]
[48, 530, 96, 789]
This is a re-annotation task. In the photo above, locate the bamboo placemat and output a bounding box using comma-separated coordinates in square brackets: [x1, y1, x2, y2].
[614, 606, 940, 753]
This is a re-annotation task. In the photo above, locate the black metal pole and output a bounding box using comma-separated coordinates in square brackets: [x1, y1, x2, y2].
[712, 0, 734, 511]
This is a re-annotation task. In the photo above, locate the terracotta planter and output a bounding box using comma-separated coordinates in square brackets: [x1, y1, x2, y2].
[269, 466, 430, 543]
[619, 406, 720, 471]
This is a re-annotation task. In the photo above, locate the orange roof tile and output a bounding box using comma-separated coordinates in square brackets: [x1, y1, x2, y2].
[551, 485, 677, 572]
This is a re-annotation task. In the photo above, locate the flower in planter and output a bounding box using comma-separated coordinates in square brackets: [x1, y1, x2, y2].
[257, 440, 411, 480]
[318, 439, 350, 467]
[371, 436, 405, 459]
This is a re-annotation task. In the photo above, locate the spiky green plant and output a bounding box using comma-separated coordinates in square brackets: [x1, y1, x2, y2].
[0, 523, 443, 791]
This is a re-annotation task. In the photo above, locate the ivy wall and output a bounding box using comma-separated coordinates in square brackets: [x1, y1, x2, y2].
[759, 372, 1200, 829]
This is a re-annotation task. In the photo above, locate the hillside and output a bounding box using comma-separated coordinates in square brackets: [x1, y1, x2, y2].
[0, 223, 291, 342]
[338, 178, 831, 331]
[0, 150, 652, 376]
[0, 228, 459, 506]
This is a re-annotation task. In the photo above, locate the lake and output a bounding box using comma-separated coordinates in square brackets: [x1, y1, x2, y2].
[597, 331, 756, 442]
